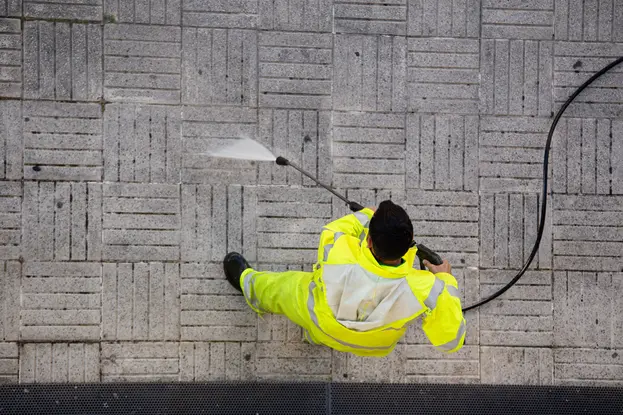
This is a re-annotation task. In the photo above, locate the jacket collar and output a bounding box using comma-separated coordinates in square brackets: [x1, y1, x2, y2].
[359, 242, 418, 279]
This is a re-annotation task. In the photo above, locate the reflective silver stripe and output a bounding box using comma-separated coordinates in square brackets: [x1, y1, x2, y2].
[358, 230, 366, 243]
[323, 244, 333, 261]
[242, 272, 265, 312]
[437, 320, 466, 352]
[243, 271, 254, 299]
[423, 278, 445, 310]
[307, 282, 394, 351]
[323, 232, 344, 261]
[382, 326, 404, 331]
[304, 330, 318, 345]
[446, 285, 460, 299]
[353, 211, 369, 227]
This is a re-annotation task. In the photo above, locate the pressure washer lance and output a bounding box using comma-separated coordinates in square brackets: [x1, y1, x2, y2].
[275, 156, 443, 270]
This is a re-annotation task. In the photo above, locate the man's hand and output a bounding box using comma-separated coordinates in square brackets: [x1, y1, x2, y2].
[423, 259, 451, 275]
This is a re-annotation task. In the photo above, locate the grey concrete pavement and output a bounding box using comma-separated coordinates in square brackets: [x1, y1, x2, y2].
[0, 0, 622, 385]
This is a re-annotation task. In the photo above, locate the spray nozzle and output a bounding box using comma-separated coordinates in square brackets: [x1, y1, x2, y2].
[275, 156, 289, 166]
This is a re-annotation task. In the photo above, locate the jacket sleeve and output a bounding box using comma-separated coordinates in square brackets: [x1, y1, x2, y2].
[421, 272, 466, 353]
[317, 208, 374, 264]
[322, 208, 374, 238]
[325, 208, 374, 237]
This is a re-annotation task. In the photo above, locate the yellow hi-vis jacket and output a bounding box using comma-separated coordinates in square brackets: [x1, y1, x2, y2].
[308, 208, 466, 356]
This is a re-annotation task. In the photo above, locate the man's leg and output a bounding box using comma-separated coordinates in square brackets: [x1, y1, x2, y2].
[239, 268, 313, 328]
[223, 252, 313, 332]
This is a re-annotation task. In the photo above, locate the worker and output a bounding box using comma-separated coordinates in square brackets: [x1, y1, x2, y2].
[223, 200, 466, 357]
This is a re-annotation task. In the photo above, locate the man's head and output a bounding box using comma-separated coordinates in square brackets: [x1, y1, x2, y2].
[368, 200, 413, 262]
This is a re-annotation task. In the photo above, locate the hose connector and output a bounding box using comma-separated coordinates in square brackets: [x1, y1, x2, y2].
[275, 156, 289, 166]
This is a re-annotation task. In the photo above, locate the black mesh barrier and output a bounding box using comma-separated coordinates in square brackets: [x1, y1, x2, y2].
[331, 383, 623, 415]
[1, 382, 622, 415]
[0, 382, 328, 415]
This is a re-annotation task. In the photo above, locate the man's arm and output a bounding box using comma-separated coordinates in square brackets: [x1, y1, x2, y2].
[317, 207, 375, 264]
[322, 207, 375, 238]
[421, 260, 466, 353]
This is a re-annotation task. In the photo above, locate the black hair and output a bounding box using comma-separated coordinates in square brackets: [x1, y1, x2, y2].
[368, 200, 414, 261]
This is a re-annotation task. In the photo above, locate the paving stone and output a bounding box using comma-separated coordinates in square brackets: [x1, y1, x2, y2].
[180, 342, 255, 381]
[24, 0, 103, 21]
[258, 109, 331, 187]
[332, 112, 405, 189]
[480, 40, 553, 116]
[334, 0, 406, 35]
[260, 111, 321, 181]
[408, 38, 480, 114]
[101, 342, 179, 382]
[182, 185, 249, 262]
[104, 24, 181, 104]
[334, 34, 406, 112]
[554, 271, 623, 348]
[0, 262, 19, 341]
[406, 114, 478, 191]
[555, 0, 622, 42]
[23, 101, 103, 181]
[481, 347, 553, 385]
[104, 104, 181, 183]
[180, 263, 256, 341]
[333, 345, 405, 382]
[482, 0, 554, 40]
[104, 0, 181, 25]
[479, 269, 553, 347]
[103, 263, 180, 341]
[258, 312, 308, 343]
[21, 262, 102, 341]
[23, 182, 101, 261]
[182, 0, 258, 28]
[102, 183, 180, 261]
[403, 345, 480, 383]
[181, 106, 258, 184]
[0, 183, 21, 260]
[552, 196, 623, 271]
[259, 32, 332, 109]
[24, 22, 102, 101]
[407, 0, 480, 37]
[406, 190, 479, 267]
[19, 343, 99, 383]
[554, 42, 623, 117]
[255, 341, 331, 381]
[259, 0, 332, 32]
[479, 117, 551, 192]
[479, 193, 552, 270]
[0, 101, 21, 179]
[552, 119, 622, 194]
[0, 1, 21, 16]
[181, 185, 213, 262]
[554, 348, 623, 386]
[256, 187, 331, 265]
[182, 28, 256, 106]
[0, 342, 18, 383]
[0, 18, 21, 98]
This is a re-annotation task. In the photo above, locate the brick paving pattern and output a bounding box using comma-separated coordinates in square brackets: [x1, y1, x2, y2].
[0, 1, 622, 386]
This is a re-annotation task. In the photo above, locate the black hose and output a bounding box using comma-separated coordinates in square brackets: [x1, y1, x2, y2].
[462, 55, 623, 312]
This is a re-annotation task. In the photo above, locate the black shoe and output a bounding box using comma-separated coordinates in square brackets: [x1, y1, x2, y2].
[223, 252, 249, 292]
